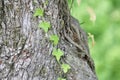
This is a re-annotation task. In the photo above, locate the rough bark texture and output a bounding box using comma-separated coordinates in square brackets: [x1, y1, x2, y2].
[0, 0, 97, 80]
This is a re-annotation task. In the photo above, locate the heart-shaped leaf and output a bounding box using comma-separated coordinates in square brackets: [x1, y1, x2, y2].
[52, 49, 64, 62]
[50, 35, 59, 45]
[61, 63, 71, 73]
[34, 8, 44, 17]
[39, 21, 50, 32]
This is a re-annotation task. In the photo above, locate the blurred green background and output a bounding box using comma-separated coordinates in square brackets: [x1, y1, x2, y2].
[68, 0, 120, 80]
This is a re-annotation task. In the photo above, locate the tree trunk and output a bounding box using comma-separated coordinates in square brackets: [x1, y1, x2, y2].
[0, 0, 97, 80]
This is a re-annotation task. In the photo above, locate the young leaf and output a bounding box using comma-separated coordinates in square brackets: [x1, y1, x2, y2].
[57, 77, 66, 80]
[39, 21, 50, 32]
[45, 0, 48, 5]
[34, 8, 44, 17]
[50, 35, 59, 45]
[52, 49, 64, 62]
[61, 63, 71, 73]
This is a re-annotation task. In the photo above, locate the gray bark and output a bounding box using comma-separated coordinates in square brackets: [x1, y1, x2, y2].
[0, 0, 97, 80]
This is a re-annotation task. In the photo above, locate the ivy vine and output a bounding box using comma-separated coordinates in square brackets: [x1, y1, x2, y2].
[33, 2, 71, 79]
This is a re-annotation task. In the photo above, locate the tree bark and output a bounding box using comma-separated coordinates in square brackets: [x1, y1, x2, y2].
[0, 0, 97, 80]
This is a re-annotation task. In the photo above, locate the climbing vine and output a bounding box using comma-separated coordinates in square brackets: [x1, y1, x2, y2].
[33, 1, 71, 80]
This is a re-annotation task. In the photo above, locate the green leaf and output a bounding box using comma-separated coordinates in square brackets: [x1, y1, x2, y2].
[34, 8, 44, 17]
[61, 63, 71, 73]
[39, 21, 50, 32]
[50, 35, 59, 45]
[52, 49, 64, 62]
[45, 0, 48, 5]
[57, 77, 66, 80]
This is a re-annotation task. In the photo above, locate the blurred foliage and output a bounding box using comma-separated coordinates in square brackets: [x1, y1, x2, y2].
[68, 0, 120, 80]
